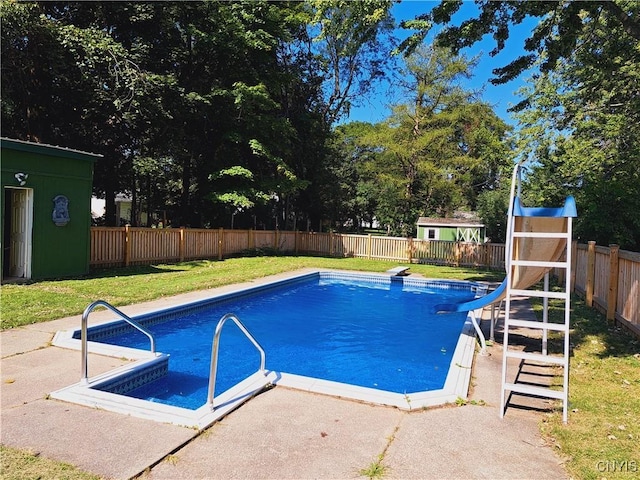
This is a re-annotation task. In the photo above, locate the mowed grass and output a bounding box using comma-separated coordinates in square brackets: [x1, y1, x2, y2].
[531, 295, 640, 480]
[0, 256, 500, 329]
[0, 445, 101, 480]
[2, 256, 638, 479]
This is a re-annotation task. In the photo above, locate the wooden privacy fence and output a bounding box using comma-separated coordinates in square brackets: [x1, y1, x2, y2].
[90, 226, 505, 269]
[572, 242, 640, 336]
[90, 227, 638, 335]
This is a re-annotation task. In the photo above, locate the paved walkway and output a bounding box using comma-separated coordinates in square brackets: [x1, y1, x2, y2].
[1, 273, 568, 479]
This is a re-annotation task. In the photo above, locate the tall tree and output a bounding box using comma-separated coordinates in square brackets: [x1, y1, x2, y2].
[308, 0, 396, 124]
[357, 46, 511, 236]
[514, 1, 640, 250]
[1, 1, 328, 229]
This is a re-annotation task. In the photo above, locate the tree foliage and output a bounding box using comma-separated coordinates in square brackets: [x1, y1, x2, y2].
[337, 47, 511, 236]
[399, 1, 640, 249]
[514, 1, 640, 250]
[309, 0, 396, 123]
[400, 0, 640, 86]
[1, 0, 395, 230]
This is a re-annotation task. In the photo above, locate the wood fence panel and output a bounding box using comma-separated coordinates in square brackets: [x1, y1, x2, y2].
[458, 243, 480, 266]
[297, 232, 331, 255]
[414, 240, 456, 265]
[223, 229, 250, 256]
[128, 228, 180, 265]
[335, 234, 369, 258]
[184, 229, 219, 260]
[368, 236, 409, 262]
[487, 243, 506, 270]
[574, 244, 588, 293]
[90, 227, 126, 266]
[253, 231, 275, 250]
[592, 246, 611, 310]
[278, 231, 297, 252]
[618, 251, 640, 328]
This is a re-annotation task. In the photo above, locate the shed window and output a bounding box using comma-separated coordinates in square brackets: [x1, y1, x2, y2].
[427, 228, 437, 240]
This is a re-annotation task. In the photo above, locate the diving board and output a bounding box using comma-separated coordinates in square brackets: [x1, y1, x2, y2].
[387, 266, 410, 276]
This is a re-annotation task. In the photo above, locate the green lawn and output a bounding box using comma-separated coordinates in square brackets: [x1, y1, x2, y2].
[531, 296, 640, 480]
[1, 256, 638, 479]
[0, 256, 500, 329]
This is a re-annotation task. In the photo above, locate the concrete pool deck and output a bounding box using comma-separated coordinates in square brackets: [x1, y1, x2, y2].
[1, 271, 569, 479]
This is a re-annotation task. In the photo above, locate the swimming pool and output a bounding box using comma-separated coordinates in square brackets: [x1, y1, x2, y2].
[52, 271, 486, 428]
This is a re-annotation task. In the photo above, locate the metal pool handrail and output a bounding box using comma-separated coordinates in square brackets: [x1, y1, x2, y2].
[207, 313, 266, 411]
[81, 300, 156, 385]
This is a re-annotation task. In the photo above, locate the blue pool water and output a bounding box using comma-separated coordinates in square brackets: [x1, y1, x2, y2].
[97, 275, 475, 410]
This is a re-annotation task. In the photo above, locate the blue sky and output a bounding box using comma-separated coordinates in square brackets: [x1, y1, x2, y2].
[347, 1, 540, 126]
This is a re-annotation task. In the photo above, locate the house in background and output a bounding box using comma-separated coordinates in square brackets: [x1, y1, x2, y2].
[1, 138, 101, 281]
[91, 194, 151, 226]
[416, 215, 486, 243]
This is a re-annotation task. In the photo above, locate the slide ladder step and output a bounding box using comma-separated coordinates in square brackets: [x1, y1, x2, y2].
[509, 289, 568, 300]
[504, 350, 567, 365]
[512, 231, 571, 239]
[506, 319, 569, 332]
[511, 260, 568, 268]
[503, 382, 566, 400]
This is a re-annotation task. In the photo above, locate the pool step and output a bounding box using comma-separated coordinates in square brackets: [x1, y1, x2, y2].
[92, 355, 169, 395]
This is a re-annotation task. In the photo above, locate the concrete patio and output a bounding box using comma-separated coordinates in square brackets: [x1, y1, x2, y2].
[1, 274, 568, 479]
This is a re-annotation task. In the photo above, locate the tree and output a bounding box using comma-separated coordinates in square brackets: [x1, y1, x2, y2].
[356, 46, 511, 236]
[1, 1, 329, 229]
[513, 1, 640, 250]
[399, 0, 640, 86]
[476, 186, 509, 243]
[323, 121, 380, 232]
[308, 0, 396, 123]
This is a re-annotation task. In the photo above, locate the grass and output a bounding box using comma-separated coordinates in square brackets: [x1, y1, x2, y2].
[359, 456, 388, 479]
[0, 445, 101, 480]
[531, 294, 640, 480]
[0, 256, 500, 330]
[2, 256, 638, 479]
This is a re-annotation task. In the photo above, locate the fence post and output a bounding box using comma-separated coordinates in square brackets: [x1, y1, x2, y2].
[407, 237, 413, 263]
[249, 229, 254, 250]
[454, 241, 462, 267]
[124, 225, 131, 267]
[295, 230, 299, 254]
[586, 240, 596, 307]
[274, 229, 279, 251]
[367, 234, 372, 260]
[218, 227, 224, 260]
[179, 228, 185, 262]
[329, 231, 334, 256]
[607, 244, 620, 323]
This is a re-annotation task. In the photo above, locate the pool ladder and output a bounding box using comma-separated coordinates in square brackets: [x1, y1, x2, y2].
[80, 303, 265, 411]
[207, 313, 266, 411]
[80, 300, 156, 385]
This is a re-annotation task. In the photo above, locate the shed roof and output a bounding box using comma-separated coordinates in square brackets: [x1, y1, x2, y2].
[417, 216, 484, 228]
[1, 137, 102, 161]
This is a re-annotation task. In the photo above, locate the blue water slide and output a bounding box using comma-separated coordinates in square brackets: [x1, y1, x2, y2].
[434, 195, 576, 315]
[433, 278, 507, 314]
[514, 195, 577, 218]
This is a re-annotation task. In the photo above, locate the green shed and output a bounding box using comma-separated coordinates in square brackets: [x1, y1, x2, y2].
[1, 138, 101, 281]
[416, 216, 486, 243]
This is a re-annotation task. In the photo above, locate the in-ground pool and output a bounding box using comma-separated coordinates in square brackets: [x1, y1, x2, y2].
[52, 271, 486, 428]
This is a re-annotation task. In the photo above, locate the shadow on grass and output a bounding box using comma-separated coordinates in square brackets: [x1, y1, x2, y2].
[537, 293, 640, 360]
[569, 296, 640, 360]
[87, 260, 216, 279]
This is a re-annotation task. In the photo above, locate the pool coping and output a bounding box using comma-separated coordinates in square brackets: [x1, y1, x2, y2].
[50, 270, 483, 428]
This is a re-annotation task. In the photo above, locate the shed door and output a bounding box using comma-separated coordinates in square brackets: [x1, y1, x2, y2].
[6, 188, 33, 278]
